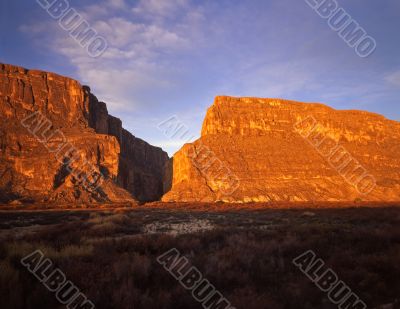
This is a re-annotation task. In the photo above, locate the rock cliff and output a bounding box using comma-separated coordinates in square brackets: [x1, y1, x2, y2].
[163, 96, 400, 202]
[0, 63, 169, 204]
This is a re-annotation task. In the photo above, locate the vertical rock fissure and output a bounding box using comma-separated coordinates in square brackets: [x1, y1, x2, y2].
[0, 63, 170, 204]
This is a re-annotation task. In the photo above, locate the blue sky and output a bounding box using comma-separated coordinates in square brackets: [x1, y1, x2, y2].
[1, 0, 399, 155]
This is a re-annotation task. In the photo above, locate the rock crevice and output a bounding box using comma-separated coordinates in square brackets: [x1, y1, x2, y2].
[163, 96, 400, 203]
[0, 63, 169, 204]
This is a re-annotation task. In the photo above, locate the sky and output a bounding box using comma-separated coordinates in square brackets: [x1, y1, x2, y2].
[0, 0, 399, 155]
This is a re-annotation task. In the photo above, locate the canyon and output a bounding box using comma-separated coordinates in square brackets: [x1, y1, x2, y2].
[0, 63, 399, 205]
[0, 63, 169, 204]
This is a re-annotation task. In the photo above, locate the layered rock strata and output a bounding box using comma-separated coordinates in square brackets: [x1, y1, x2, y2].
[163, 96, 400, 202]
[0, 63, 169, 203]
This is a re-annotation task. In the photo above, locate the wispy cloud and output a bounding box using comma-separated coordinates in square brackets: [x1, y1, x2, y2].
[385, 71, 400, 87]
[16, 0, 400, 154]
[20, 0, 204, 116]
[107, 0, 127, 10]
[132, 0, 189, 18]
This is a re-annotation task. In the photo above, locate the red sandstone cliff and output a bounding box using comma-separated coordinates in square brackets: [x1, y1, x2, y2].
[162, 96, 400, 203]
[0, 63, 169, 204]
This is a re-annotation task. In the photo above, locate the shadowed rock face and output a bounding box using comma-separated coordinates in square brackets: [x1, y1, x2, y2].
[0, 63, 169, 204]
[163, 96, 400, 203]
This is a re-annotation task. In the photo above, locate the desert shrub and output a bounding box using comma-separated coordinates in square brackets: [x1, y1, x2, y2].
[0, 207, 399, 308]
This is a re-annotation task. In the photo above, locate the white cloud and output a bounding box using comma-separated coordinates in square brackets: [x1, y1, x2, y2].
[19, 22, 50, 34]
[385, 71, 400, 87]
[20, 0, 204, 115]
[107, 0, 127, 9]
[90, 18, 188, 52]
[21, 0, 387, 119]
[81, 5, 109, 19]
[132, 0, 189, 18]
[19, 0, 399, 153]
[219, 60, 318, 99]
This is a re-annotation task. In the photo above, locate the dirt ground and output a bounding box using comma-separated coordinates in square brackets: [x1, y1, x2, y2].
[0, 204, 399, 308]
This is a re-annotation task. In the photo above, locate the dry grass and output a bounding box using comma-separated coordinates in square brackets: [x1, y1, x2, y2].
[0, 205, 399, 309]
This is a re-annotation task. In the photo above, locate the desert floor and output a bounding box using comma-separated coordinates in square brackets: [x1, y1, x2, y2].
[0, 204, 399, 309]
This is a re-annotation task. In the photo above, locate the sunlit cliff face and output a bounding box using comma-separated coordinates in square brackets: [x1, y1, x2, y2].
[163, 96, 400, 203]
[0, 63, 169, 204]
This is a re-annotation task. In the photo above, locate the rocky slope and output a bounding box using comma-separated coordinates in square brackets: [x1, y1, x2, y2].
[163, 96, 400, 202]
[0, 63, 169, 204]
